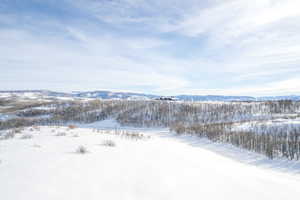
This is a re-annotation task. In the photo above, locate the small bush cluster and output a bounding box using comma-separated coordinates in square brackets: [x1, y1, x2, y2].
[96, 129, 150, 140]
[55, 132, 67, 136]
[20, 134, 33, 139]
[76, 145, 88, 154]
[29, 126, 40, 132]
[12, 128, 23, 134]
[0, 128, 25, 140]
[32, 126, 40, 131]
[1, 131, 16, 140]
[101, 140, 116, 147]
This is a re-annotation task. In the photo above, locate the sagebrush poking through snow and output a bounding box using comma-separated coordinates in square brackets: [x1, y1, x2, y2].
[20, 134, 33, 139]
[96, 129, 150, 140]
[101, 140, 116, 147]
[1, 124, 300, 199]
[1, 131, 15, 140]
[32, 126, 40, 131]
[76, 145, 88, 154]
[0, 128, 24, 139]
[32, 144, 41, 148]
[12, 128, 23, 134]
[55, 132, 67, 136]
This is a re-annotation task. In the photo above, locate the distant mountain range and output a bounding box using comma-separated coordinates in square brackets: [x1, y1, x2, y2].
[73, 91, 158, 100]
[1, 90, 300, 101]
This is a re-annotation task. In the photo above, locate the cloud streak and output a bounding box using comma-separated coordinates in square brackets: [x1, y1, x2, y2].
[0, 0, 300, 96]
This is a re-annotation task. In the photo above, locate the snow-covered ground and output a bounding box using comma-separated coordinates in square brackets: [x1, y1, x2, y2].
[1, 120, 300, 200]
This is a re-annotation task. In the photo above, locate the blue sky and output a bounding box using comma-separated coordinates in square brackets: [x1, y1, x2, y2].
[1, 0, 300, 96]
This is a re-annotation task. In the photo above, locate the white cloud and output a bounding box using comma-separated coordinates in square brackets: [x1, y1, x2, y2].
[175, 78, 300, 97]
[1, 0, 300, 96]
[0, 26, 189, 93]
[233, 78, 300, 96]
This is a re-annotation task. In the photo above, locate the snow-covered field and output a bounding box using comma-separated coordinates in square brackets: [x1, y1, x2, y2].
[1, 120, 300, 200]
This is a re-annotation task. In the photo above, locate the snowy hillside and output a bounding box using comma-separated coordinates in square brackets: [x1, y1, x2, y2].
[0, 90, 72, 98]
[73, 91, 157, 100]
[0, 121, 300, 200]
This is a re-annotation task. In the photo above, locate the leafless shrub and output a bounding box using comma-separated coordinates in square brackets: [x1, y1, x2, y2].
[55, 132, 66, 136]
[96, 129, 150, 140]
[1, 131, 15, 140]
[32, 126, 40, 131]
[28, 126, 40, 132]
[12, 128, 23, 134]
[101, 140, 116, 147]
[76, 145, 88, 154]
[20, 134, 33, 139]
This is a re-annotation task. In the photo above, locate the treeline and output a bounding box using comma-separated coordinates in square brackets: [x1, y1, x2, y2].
[116, 100, 300, 127]
[171, 122, 300, 160]
[1, 99, 300, 160]
[0, 118, 38, 130]
[3, 99, 300, 128]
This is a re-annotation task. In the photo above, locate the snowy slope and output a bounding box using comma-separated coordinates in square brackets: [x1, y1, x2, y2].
[1, 123, 300, 200]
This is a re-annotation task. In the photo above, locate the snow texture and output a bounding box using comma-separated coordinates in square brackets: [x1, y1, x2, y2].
[0, 120, 300, 200]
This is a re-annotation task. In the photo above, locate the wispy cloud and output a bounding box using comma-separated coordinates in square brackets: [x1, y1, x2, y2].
[0, 0, 300, 96]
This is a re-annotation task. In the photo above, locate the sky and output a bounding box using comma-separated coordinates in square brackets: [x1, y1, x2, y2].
[0, 0, 300, 96]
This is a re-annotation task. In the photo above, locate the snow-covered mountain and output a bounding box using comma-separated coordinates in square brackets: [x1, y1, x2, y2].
[1, 90, 300, 101]
[256, 95, 300, 101]
[175, 95, 255, 101]
[72, 91, 157, 100]
[0, 90, 72, 99]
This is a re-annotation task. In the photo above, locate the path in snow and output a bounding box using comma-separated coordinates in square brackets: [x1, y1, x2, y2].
[0, 120, 300, 200]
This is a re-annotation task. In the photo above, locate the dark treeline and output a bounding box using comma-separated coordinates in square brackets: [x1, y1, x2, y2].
[3, 99, 299, 126]
[0, 118, 38, 130]
[1, 99, 300, 160]
[171, 122, 300, 160]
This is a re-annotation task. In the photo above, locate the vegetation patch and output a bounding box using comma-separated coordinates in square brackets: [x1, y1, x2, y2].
[101, 140, 116, 147]
[76, 145, 88, 154]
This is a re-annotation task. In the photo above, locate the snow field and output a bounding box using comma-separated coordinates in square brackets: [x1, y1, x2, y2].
[0, 125, 300, 200]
